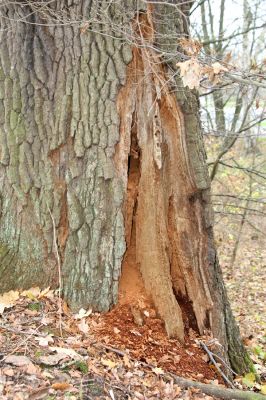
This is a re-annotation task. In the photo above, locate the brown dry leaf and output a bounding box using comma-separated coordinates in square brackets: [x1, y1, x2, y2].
[175, 386, 182, 396]
[3, 368, 15, 377]
[77, 318, 89, 334]
[177, 58, 201, 89]
[211, 62, 228, 74]
[123, 354, 132, 368]
[0, 290, 20, 314]
[38, 287, 51, 298]
[80, 22, 90, 34]
[160, 354, 170, 363]
[62, 301, 70, 315]
[5, 355, 31, 367]
[223, 51, 232, 64]
[25, 309, 39, 316]
[49, 346, 82, 360]
[162, 380, 182, 399]
[28, 386, 50, 400]
[41, 370, 54, 379]
[113, 327, 120, 334]
[74, 308, 92, 319]
[40, 316, 53, 325]
[152, 367, 164, 375]
[133, 391, 145, 400]
[143, 310, 150, 317]
[179, 38, 202, 56]
[24, 362, 40, 375]
[51, 382, 71, 391]
[14, 393, 27, 400]
[69, 369, 82, 378]
[21, 287, 41, 299]
[174, 355, 181, 363]
[202, 354, 209, 362]
[39, 353, 66, 366]
[130, 329, 142, 336]
[35, 334, 54, 347]
[101, 358, 117, 369]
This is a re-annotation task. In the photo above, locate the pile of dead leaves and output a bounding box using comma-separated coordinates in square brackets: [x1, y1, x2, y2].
[0, 287, 265, 399]
[0, 288, 220, 399]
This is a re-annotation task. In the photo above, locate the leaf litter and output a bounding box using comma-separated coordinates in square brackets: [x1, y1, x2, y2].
[0, 288, 223, 399]
[0, 256, 265, 400]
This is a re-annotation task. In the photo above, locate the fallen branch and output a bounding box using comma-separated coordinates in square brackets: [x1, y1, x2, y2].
[171, 375, 266, 400]
[200, 341, 235, 388]
[98, 344, 266, 400]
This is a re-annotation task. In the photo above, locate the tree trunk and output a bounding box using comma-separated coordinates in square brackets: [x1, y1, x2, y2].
[0, 0, 252, 374]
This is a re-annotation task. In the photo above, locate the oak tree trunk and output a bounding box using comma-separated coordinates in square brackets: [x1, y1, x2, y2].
[0, 0, 252, 374]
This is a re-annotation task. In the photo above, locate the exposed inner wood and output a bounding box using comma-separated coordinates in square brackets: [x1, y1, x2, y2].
[116, 12, 213, 342]
[118, 114, 148, 307]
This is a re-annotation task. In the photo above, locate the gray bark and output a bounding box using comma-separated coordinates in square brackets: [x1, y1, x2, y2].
[0, 0, 252, 374]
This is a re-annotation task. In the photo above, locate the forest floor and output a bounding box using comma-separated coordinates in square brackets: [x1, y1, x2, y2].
[0, 219, 265, 399]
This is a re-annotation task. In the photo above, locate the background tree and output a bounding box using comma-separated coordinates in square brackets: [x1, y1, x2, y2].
[0, 0, 253, 373]
[190, 0, 266, 268]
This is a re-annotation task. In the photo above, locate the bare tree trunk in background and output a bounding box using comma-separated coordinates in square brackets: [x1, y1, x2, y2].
[0, 0, 252, 374]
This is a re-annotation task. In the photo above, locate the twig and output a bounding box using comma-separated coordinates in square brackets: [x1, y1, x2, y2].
[170, 374, 266, 400]
[96, 344, 266, 400]
[208, 351, 237, 377]
[0, 324, 48, 337]
[97, 344, 126, 358]
[47, 205, 63, 337]
[200, 341, 235, 388]
[2, 333, 34, 361]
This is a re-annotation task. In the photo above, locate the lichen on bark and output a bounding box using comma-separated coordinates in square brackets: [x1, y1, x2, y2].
[0, 0, 252, 375]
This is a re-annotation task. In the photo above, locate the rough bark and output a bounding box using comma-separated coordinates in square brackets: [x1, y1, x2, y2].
[0, 0, 252, 374]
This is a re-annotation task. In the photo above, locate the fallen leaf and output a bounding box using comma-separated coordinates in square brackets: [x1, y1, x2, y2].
[38, 287, 51, 298]
[77, 319, 89, 334]
[130, 329, 142, 336]
[28, 386, 50, 400]
[40, 316, 53, 325]
[0, 290, 20, 314]
[3, 368, 14, 377]
[134, 391, 145, 399]
[35, 335, 54, 347]
[143, 310, 149, 317]
[101, 358, 117, 369]
[41, 371, 54, 379]
[123, 354, 131, 368]
[49, 346, 82, 360]
[152, 367, 164, 375]
[242, 372, 256, 387]
[261, 385, 266, 395]
[21, 287, 41, 300]
[39, 354, 66, 366]
[25, 309, 38, 316]
[174, 355, 181, 363]
[51, 382, 71, 391]
[25, 362, 40, 375]
[113, 327, 120, 334]
[74, 308, 92, 319]
[5, 355, 31, 367]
